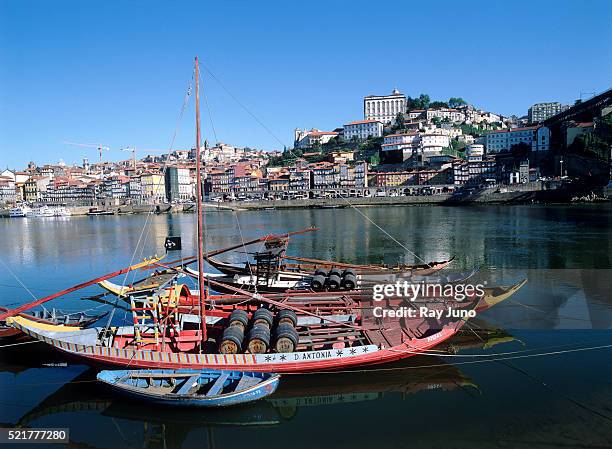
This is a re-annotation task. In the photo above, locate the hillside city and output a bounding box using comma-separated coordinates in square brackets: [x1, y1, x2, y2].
[1, 88, 611, 208]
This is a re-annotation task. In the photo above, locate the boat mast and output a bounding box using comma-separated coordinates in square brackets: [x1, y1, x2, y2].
[194, 56, 207, 345]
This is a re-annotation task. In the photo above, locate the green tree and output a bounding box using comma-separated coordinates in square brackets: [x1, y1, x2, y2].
[418, 94, 431, 109]
[406, 94, 431, 110]
[430, 101, 449, 108]
[449, 97, 467, 108]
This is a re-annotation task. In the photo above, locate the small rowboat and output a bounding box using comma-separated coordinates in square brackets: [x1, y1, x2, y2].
[97, 369, 280, 407]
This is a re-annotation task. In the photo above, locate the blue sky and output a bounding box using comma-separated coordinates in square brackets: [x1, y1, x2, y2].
[1, 0, 611, 169]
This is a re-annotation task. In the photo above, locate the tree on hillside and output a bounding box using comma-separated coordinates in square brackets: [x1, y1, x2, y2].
[430, 101, 449, 109]
[419, 94, 431, 109]
[406, 94, 431, 110]
[449, 97, 467, 108]
[391, 112, 406, 132]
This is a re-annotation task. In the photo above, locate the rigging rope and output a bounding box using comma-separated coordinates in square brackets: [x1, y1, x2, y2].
[0, 258, 49, 314]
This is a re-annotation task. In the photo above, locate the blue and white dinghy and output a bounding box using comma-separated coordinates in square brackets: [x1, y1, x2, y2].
[97, 369, 280, 407]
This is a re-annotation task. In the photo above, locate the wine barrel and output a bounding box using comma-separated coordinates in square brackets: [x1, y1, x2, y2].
[252, 308, 274, 329]
[342, 273, 357, 290]
[228, 309, 249, 330]
[311, 274, 326, 291]
[328, 274, 341, 290]
[247, 324, 271, 354]
[219, 326, 244, 354]
[277, 309, 298, 327]
[274, 323, 299, 353]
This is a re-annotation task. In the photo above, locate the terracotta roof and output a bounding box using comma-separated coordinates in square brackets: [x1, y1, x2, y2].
[487, 126, 538, 134]
[381, 142, 415, 147]
[345, 120, 382, 126]
[385, 132, 418, 138]
[308, 131, 338, 136]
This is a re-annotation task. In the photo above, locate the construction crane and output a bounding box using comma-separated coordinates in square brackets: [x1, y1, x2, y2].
[121, 147, 169, 170]
[63, 141, 110, 163]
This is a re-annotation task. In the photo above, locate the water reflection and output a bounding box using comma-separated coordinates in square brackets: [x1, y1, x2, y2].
[3, 325, 612, 449]
[7, 354, 482, 449]
[1, 205, 612, 448]
[3, 206, 612, 329]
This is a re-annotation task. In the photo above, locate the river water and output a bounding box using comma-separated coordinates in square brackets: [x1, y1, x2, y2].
[1, 205, 611, 448]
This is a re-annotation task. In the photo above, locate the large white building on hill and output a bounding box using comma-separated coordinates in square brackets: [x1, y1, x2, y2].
[364, 89, 407, 124]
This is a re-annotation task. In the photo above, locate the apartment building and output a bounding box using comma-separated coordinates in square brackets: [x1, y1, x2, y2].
[343, 120, 383, 140]
[485, 126, 550, 153]
[528, 102, 569, 124]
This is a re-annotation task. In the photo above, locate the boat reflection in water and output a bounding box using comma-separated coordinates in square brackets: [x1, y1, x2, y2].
[6, 324, 514, 449]
[12, 358, 475, 448]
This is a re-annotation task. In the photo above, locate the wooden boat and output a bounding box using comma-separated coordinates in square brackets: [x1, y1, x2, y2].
[207, 252, 455, 277]
[183, 266, 480, 295]
[186, 268, 312, 294]
[6, 288, 482, 373]
[192, 224, 455, 278]
[97, 369, 280, 407]
[0, 306, 106, 340]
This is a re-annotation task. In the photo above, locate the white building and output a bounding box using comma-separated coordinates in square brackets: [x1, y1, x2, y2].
[294, 129, 339, 149]
[466, 144, 485, 161]
[0, 176, 16, 205]
[485, 126, 550, 153]
[364, 89, 407, 124]
[419, 133, 450, 156]
[381, 132, 420, 152]
[426, 108, 464, 123]
[528, 102, 570, 124]
[343, 120, 383, 141]
[407, 110, 426, 120]
[460, 105, 504, 126]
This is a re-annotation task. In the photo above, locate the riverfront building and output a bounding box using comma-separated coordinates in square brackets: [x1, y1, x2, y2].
[485, 126, 550, 154]
[165, 166, 192, 202]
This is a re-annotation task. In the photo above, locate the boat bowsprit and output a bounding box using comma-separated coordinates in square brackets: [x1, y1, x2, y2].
[97, 369, 280, 407]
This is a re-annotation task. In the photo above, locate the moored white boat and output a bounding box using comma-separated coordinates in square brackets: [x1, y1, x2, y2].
[9, 205, 31, 217]
[25, 206, 55, 218]
[53, 207, 72, 217]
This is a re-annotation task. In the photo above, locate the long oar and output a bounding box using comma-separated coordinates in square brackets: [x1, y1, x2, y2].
[0, 256, 164, 321]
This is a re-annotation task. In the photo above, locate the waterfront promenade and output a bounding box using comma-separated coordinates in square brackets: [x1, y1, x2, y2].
[2, 181, 610, 217]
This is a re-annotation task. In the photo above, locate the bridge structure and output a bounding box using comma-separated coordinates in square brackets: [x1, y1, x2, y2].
[540, 88, 611, 184]
[544, 87, 612, 150]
